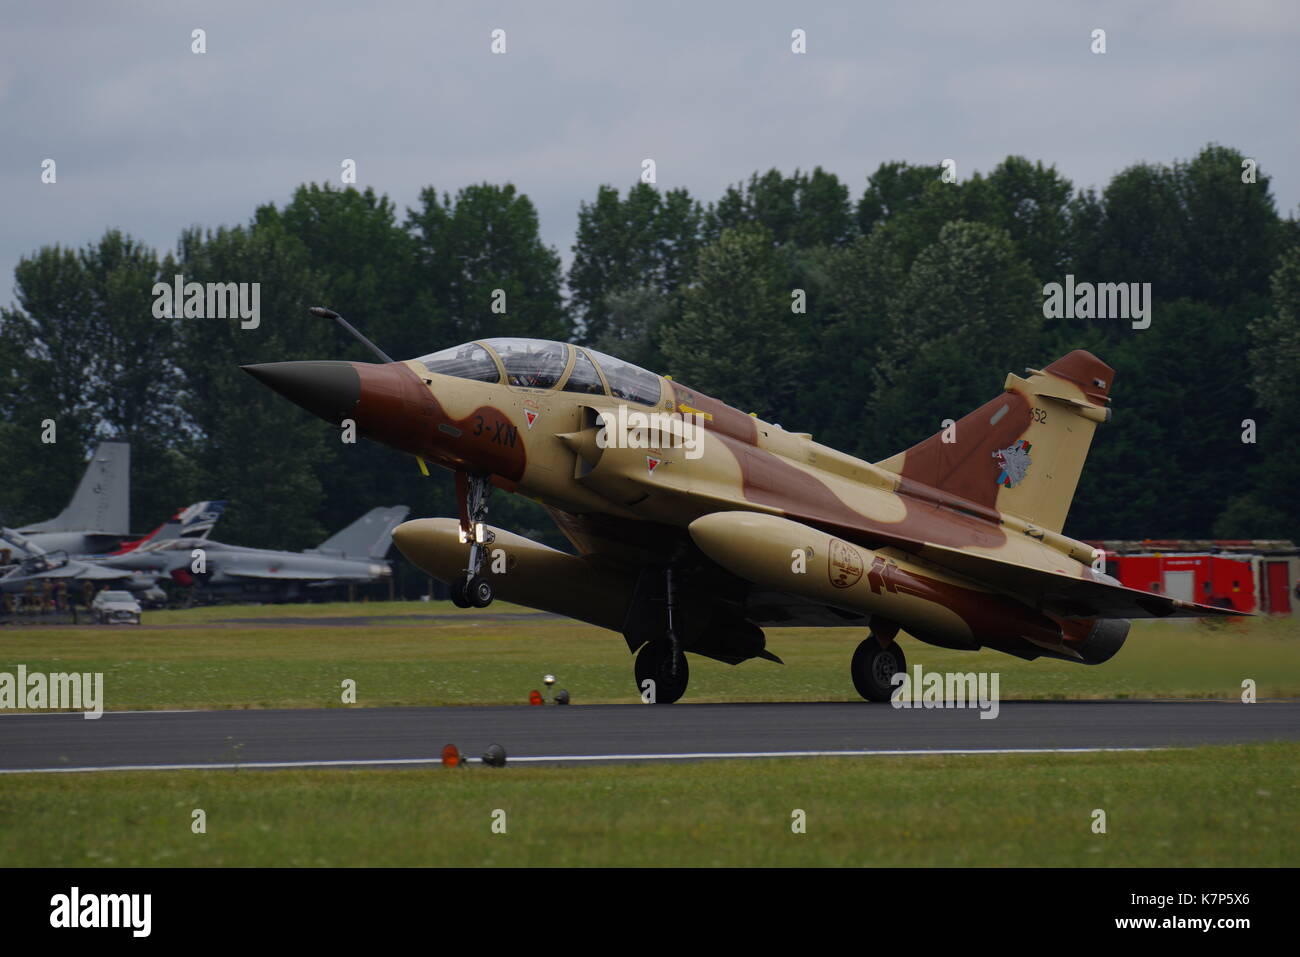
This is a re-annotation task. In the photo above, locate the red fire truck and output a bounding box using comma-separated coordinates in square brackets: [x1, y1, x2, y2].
[1086, 540, 1299, 615]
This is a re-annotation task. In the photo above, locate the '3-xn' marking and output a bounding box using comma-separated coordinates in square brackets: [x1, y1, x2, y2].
[473, 415, 518, 447]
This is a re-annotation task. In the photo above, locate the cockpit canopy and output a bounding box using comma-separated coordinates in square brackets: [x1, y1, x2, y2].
[414, 338, 663, 406]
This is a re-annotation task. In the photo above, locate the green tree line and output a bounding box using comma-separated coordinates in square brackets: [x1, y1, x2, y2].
[2, 144, 1297, 573]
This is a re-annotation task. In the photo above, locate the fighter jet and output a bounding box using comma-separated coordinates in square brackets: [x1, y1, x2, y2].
[0, 501, 225, 603]
[245, 312, 1238, 703]
[0, 527, 132, 594]
[15, 442, 131, 555]
[78, 501, 228, 606]
[104, 500, 227, 561]
[92, 501, 227, 573]
[155, 505, 409, 602]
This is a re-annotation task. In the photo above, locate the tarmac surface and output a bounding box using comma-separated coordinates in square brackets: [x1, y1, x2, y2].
[2, 700, 1297, 772]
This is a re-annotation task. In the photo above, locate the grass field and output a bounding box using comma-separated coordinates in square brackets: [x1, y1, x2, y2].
[3, 603, 1296, 867]
[1, 744, 1294, 867]
[0, 601, 1296, 710]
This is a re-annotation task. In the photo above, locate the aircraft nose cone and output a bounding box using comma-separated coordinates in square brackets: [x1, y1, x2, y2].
[242, 361, 361, 423]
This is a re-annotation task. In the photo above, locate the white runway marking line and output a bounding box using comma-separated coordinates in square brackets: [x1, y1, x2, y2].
[0, 746, 1164, 774]
[0, 698, 1279, 718]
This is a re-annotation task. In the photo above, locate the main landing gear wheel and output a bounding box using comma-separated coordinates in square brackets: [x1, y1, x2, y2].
[634, 642, 689, 704]
[851, 637, 906, 702]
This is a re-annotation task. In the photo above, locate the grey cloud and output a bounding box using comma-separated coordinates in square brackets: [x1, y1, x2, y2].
[1, 0, 1296, 305]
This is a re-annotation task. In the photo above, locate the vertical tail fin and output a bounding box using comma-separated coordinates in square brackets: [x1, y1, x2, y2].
[874, 351, 1114, 534]
[309, 506, 411, 559]
[170, 501, 227, 541]
[114, 501, 228, 554]
[21, 442, 131, 535]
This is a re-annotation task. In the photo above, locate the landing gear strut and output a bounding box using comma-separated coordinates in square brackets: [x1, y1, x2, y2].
[850, 627, 907, 702]
[450, 472, 495, 609]
[665, 566, 681, 676]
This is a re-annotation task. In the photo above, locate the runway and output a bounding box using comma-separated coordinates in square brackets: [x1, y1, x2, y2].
[1, 700, 1297, 772]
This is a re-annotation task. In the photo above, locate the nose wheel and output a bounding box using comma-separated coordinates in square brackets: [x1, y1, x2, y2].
[850, 634, 907, 702]
[453, 472, 496, 608]
[451, 575, 494, 609]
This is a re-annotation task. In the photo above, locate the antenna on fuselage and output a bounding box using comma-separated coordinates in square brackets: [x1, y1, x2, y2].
[309, 306, 394, 364]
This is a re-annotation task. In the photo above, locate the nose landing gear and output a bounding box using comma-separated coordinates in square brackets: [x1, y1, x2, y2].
[450, 472, 495, 609]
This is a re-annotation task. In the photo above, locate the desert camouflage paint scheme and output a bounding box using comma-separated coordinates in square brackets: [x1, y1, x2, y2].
[245, 338, 1239, 703]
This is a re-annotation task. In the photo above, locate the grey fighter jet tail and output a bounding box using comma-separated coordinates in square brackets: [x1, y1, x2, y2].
[156, 500, 227, 544]
[21, 442, 131, 537]
[308, 506, 410, 560]
[105, 500, 227, 556]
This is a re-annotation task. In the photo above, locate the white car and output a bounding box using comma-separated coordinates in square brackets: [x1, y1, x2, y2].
[92, 590, 142, 625]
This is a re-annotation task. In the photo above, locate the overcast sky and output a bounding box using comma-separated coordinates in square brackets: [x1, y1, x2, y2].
[2, 0, 1297, 310]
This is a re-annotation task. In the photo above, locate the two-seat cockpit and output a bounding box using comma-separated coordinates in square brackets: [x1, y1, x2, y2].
[415, 338, 663, 407]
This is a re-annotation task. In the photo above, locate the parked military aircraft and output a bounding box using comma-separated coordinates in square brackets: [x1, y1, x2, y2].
[0, 526, 133, 594]
[16, 442, 131, 555]
[80, 501, 228, 606]
[246, 312, 1239, 702]
[155, 505, 409, 602]
[0, 501, 225, 602]
[105, 500, 227, 560]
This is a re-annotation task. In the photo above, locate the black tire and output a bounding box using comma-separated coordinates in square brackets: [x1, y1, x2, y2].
[468, 575, 494, 608]
[850, 637, 907, 702]
[634, 641, 689, 704]
[449, 580, 472, 608]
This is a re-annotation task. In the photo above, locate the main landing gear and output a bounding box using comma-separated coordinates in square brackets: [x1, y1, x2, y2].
[850, 622, 907, 703]
[450, 472, 495, 609]
[633, 567, 689, 704]
[635, 641, 689, 704]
